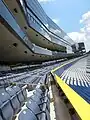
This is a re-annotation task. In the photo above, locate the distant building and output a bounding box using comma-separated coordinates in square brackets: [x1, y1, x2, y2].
[71, 43, 79, 53]
[72, 42, 86, 54]
[78, 42, 86, 53]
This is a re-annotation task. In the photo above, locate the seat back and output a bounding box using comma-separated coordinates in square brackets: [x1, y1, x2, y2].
[6, 87, 15, 96]
[0, 100, 14, 120]
[18, 109, 37, 120]
[0, 88, 10, 103]
[26, 99, 40, 114]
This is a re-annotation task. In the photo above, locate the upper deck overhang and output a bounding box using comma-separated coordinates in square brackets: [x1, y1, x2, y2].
[3, 0, 67, 52]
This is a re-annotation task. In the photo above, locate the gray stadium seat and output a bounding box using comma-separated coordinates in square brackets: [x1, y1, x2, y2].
[10, 94, 20, 114]
[6, 87, 15, 96]
[31, 94, 49, 105]
[30, 94, 50, 112]
[12, 86, 20, 93]
[18, 108, 37, 120]
[26, 99, 50, 120]
[26, 99, 41, 114]
[34, 89, 49, 98]
[0, 88, 10, 103]
[0, 100, 14, 120]
[12, 86, 25, 106]
[0, 87, 14, 119]
[17, 90, 25, 106]
[0, 86, 22, 115]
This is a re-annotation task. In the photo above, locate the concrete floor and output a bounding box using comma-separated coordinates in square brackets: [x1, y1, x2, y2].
[51, 81, 71, 120]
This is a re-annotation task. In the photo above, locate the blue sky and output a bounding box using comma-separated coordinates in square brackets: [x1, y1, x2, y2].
[38, 0, 90, 51]
[38, 0, 89, 32]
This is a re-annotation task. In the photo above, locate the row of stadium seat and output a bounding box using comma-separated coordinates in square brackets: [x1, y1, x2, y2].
[86, 54, 90, 74]
[18, 86, 50, 120]
[0, 85, 27, 120]
[0, 63, 59, 87]
[0, 62, 61, 120]
[59, 56, 90, 103]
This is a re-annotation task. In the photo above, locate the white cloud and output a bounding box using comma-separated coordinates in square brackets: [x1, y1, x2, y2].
[38, 0, 55, 3]
[68, 11, 90, 52]
[52, 18, 60, 25]
[80, 11, 90, 25]
[68, 32, 86, 42]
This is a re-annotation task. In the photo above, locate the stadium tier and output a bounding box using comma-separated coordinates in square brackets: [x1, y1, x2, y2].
[0, 0, 81, 64]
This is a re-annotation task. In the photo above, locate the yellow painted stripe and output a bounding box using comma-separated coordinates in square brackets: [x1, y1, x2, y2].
[55, 74, 90, 120]
[51, 56, 87, 73]
[51, 64, 65, 73]
[51, 59, 74, 73]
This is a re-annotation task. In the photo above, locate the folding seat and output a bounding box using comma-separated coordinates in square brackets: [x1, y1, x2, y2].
[12, 86, 25, 106]
[0, 100, 14, 120]
[0, 87, 10, 103]
[26, 99, 50, 120]
[39, 75, 46, 84]
[0, 89, 14, 120]
[5, 86, 22, 113]
[30, 94, 50, 112]
[6, 86, 15, 96]
[34, 88, 49, 98]
[18, 108, 37, 120]
[34, 88, 50, 100]
[28, 99, 44, 111]
[10, 94, 21, 114]
[35, 77, 42, 84]
[31, 76, 40, 83]
[12, 86, 21, 93]
[22, 76, 31, 83]
[23, 77, 29, 83]
[17, 90, 25, 106]
[35, 88, 49, 98]
[16, 75, 28, 82]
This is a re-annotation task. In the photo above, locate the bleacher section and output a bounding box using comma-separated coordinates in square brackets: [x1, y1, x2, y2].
[18, 86, 50, 120]
[0, 54, 90, 120]
[0, 61, 61, 120]
[86, 54, 90, 74]
[51, 55, 90, 120]
[60, 57, 90, 103]
[0, 85, 27, 120]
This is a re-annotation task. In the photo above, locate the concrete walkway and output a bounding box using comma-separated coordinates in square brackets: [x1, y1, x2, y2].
[51, 82, 71, 120]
